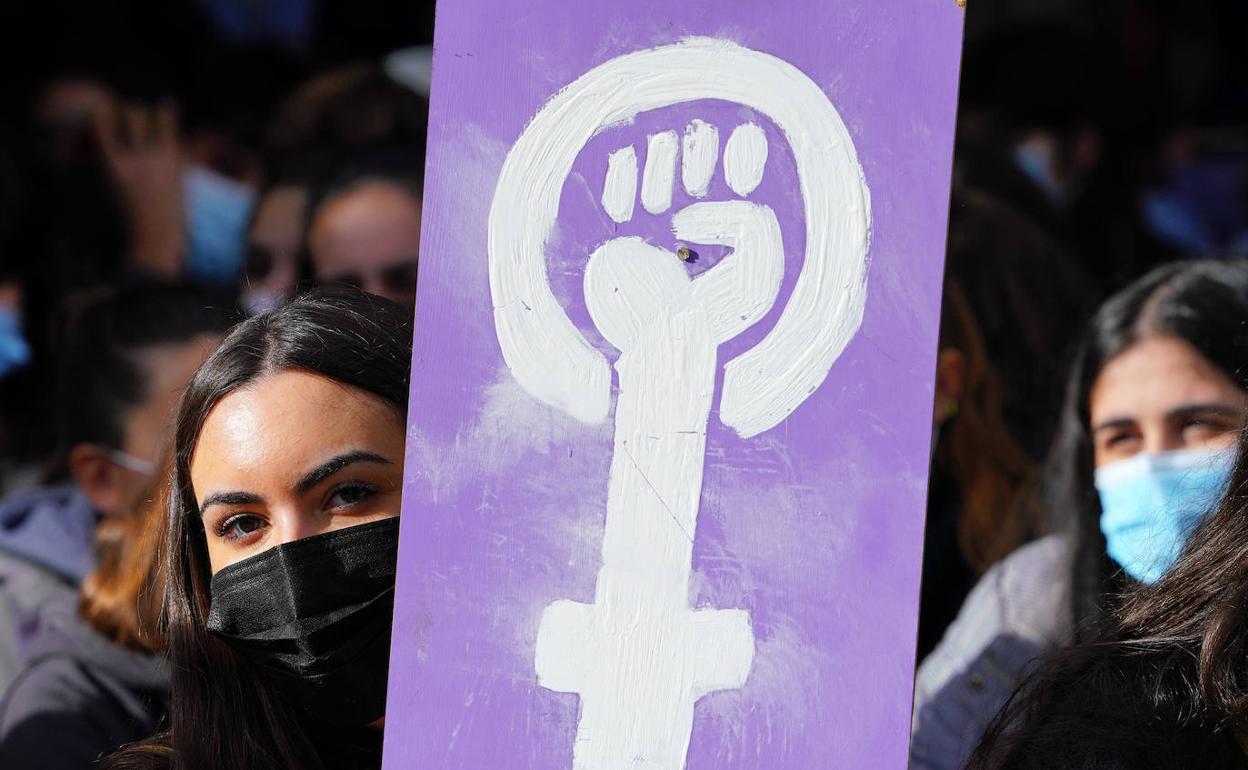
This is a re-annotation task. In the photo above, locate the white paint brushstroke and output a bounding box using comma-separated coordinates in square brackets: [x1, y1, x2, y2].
[487, 36, 872, 770]
[539, 223, 778, 769]
[723, 123, 768, 197]
[602, 146, 638, 223]
[487, 36, 870, 435]
[681, 119, 719, 198]
[584, 236, 688, 351]
[641, 131, 679, 214]
[540, 191, 783, 770]
[676, 200, 784, 342]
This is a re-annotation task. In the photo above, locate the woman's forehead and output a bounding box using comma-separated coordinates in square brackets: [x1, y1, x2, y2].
[1090, 336, 1246, 422]
[189, 371, 402, 490]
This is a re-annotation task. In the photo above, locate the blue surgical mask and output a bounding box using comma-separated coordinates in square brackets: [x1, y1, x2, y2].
[184, 165, 256, 285]
[1096, 446, 1236, 584]
[1013, 139, 1072, 209]
[0, 305, 32, 380]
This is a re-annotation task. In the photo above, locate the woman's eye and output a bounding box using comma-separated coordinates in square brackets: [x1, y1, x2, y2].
[1104, 432, 1138, 449]
[326, 482, 378, 510]
[216, 514, 267, 542]
[1182, 419, 1231, 443]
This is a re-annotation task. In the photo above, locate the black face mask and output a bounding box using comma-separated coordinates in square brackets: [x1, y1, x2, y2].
[206, 517, 400, 727]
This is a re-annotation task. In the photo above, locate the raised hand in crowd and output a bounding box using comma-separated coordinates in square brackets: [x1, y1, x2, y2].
[94, 102, 184, 278]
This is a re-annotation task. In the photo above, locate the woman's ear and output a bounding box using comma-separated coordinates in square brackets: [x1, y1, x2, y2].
[933, 347, 967, 427]
[69, 443, 124, 517]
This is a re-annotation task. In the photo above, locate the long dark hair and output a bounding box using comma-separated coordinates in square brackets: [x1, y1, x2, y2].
[967, 428, 1248, 768]
[106, 287, 412, 770]
[937, 279, 1035, 575]
[1041, 260, 1248, 642]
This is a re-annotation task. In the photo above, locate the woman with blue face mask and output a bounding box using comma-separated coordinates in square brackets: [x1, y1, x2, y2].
[1088, 333, 1242, 585]
[910, 260, 1248, 770]
[966, 430, 1248, 768]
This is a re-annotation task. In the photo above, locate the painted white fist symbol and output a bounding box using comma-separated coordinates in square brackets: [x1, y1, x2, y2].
[588, 120, 784, 354]
[489, 37, 870, 438]
[488, 37, 873, 770]
[601, 119, 770, 221]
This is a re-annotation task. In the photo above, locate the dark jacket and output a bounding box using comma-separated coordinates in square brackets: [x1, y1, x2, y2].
[0, 594, 169, 769]
[0, 485, 97, 690]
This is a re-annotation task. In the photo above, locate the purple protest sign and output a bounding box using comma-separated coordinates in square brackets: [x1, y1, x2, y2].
[386, 2, 964, 768]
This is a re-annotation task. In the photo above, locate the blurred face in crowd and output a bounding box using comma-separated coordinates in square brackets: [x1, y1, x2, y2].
[306, 180, 420, 307]
[1089, 335, 1248, 468]
[243, 184, 309, 313]
[71, 336, 222, 518]
[35, 78, 116, 164]
[191, 369, 405, 573]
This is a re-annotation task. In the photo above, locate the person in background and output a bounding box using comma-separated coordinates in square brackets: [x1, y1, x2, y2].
[0, 139, 31, 404]
[910, 260, 1248, 770]
[265, 64, 428, 161]
[240, 161, 321, 316]
[32, 74, 261, 289]
[0, 466, 170, 768]
[93, 94, 259, 288]
[954, 23, 1173, 290]
[3, 68, 266, 480]
[0, 283, 237, 690]
[304, 148, 422, 307]
[0, 279, 31, 388]
[0, 269, 36, 493]
[917, 279, 1035, 661]
[944, 190, 1098, 459]
[967, 428, 1248, 769]
[106, 288, 411, 770]
[254, 65, 429, 310]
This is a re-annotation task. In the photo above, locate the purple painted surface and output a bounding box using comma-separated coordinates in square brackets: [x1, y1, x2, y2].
[385, 2, 964, 768]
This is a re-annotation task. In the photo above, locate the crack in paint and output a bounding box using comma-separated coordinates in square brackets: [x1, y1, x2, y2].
[622, 442, 695, 544]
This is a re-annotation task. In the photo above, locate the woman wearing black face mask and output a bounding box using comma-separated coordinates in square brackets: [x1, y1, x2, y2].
[104, 287, 412, 770]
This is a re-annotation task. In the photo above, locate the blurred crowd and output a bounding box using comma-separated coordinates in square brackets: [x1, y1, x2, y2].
[0, 2, 432, 765]
[0, 0, 430, 490]
[0, 0, 1243, 768]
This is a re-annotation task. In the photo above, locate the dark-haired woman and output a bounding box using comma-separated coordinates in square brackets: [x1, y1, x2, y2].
[968, 427, 1248, 769]
[106, 287, 411, 770]
[910, 260, 1248, 769]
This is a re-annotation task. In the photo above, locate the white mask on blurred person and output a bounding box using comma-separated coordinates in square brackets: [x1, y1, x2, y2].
[1014, 137, 1072, 209]
[106, 449, 156, 477]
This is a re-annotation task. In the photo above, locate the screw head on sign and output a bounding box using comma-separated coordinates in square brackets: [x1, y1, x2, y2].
[676, 246, 693, 262]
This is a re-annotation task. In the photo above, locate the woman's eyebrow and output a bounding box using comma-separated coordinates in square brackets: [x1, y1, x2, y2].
[1166, 403, 1245, 422]
[295, 451, 393, 494]
[1091, 417, 1135, 434]
[200, 491, 265, 516]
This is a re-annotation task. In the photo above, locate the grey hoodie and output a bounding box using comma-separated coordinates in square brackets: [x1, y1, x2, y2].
[0, 484, 98, 690]
[0, 594, 169, 769]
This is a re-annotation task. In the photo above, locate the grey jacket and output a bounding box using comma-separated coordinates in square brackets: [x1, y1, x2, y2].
[0, 594, 169, 769]
[909, 535, 1074, 770]
[0, 485, 97, 691]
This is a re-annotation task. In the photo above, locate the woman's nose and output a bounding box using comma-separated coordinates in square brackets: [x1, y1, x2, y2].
[1144, 427, 1185, 455]
[272, 513, 327, 546]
